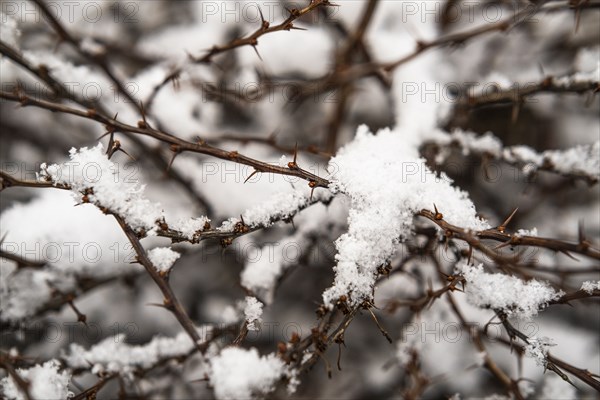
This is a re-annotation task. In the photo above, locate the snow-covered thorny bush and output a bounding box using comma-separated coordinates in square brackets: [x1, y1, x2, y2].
[0, 0, 599, 399]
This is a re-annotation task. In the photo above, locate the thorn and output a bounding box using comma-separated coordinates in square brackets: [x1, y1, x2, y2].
[104, 132, 115, 156]
[511, 100, 521, 124]
[537, 62, 545, 78]
[167, 151, 178, 172]
[146, 302, 168, 309]
[433, 204, 443, 220]
[117, 147, 136, 161]
[268, 129, 279, 141]
[244, 169, 259, 184]
[337, 343, 343, 371]
[293, 142, 298, 164]
[574, 6, 582, 33]
[97, 131, 111, 141]
[578, 219, 586, 244]
[258, 6, 269, 28]
[137, 101, 150, 128]
[497, 208, 518, 233]
[252, 45, 263, 61]
[494, 240, 512, 250]
[560, 250, 579, 261]
[366, 306, 392, 343]
[288, 143, 299, 169]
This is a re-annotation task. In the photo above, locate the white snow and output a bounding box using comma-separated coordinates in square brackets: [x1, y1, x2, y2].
[240, 235, 307, 303]
[243, 296, 263, 331]
[515, 228, 538, 237]
[39, 144, 164, 233]
[542, 141, 600, 179]
[207, 347, 285, 400]
[38, 144, 211, 238]
[147, 247, 181, 273]
[322, 125, 488, 307]
[0, 12, 21, 48]
[219, 188, 332, 232]
[170, 216, 211, 240]
[524, 336, 555, 367]
[581, 280, 600, 294]
[0, 360, 72, 400]
[65, 327, 212, 377]
[0, 189, 134, 322]
[457, 263, 563, 319]
[428, 130, 599, 181]
[240, 201, 344, 303]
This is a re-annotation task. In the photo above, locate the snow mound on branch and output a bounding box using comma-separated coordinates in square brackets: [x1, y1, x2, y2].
[65, 327, 212, 376]
[208, 347, 285, 400]
[147, 247, 180, 273]
[244, 296, 263, 331]
[323, 125, 488, 307]
[219, 189, 332, 232]
[39, 143, 163, 233]
[458, 263, 563, 319]
[0, 360, 72, 400]
[38, 144, 210, 237]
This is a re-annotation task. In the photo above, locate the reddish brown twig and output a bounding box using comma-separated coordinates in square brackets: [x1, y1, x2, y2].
[0, 90, 330, 188]
[418, 209, 600, 259]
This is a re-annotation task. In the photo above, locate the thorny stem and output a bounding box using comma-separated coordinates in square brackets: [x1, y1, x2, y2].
[114, 215, 205, 352]
[494, 310, 600, 392]
[418, 209, 600, 259]
[31, 0, 144, 115]
[0, 40, 214, 213]
[0, 90, 330, 188]
[145, 0, 335, 110]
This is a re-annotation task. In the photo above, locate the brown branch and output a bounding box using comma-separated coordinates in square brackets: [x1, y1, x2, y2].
[385, 276, 466, 313]
[421, 139, 599, 186]
[0, 355, 33, 400]
[145, 0, 334, 110]
[31, 0, 143, 114]
[0, 42, 213, 213]
[417, 209, 600, 259]
[460, 76, 599, 109]
[0, 170, 69, 191]
[549, 289, 600, 305]
[494, 310, 600, 392]
[214, 133, 332, 158]
[307, 1, 599, 93]
[445, 293, 524, 399]
[0, 249, 46, 269]
[193, 0, 333, 63]
[113, 215, 205, 352]
[0, 40, 103, 111]
[547, 354, 600, 392]
[71, 373, 116, 400]
[323, 0, 379, 153]
[0, 170, 331, 249]
[0, 90, 330, 188]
